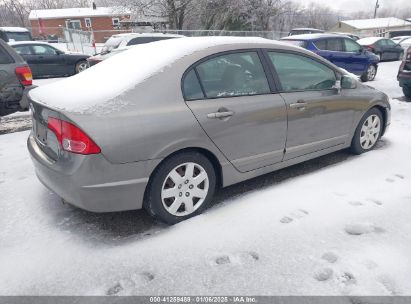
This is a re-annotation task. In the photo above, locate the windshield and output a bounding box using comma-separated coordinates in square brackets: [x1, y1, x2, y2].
[6, 31, 32, 42]
[100, 36, 125, 54]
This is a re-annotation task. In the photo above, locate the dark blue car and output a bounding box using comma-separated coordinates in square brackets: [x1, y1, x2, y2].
[281, 34, 380, 82]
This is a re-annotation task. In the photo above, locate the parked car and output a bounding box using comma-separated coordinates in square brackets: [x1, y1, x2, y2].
[398, 46, 411, 99]
[10, 41, 89, 78]
[329, 32, 360, 41]
[88, 33, 184, 67]
[391, 36, 411, 44]
[288, 28, 324, 36]
[0, 39, 34, 116]
[281, 34, 380, 82]
[357, 37, 404, 61]
[0, 27, 33, 43]
[27, 37, 390, 224]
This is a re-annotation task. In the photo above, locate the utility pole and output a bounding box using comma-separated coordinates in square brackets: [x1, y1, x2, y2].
[374, 0, 380, 18]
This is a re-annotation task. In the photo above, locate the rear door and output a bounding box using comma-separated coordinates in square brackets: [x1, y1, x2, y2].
[183, 50, 288, 172]
[266, 51, 354, 160]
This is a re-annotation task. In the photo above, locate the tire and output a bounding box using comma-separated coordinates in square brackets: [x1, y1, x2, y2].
[361, 64, 377, 82]
[403, 86, 411, 99]
[75, 60, 88, 74]
[350, 108, 383, 155]
[144, 151, 217, 225]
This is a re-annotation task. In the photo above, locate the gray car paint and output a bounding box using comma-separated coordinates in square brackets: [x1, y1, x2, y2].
[27, 38, 391, 212]
[0, 39, 34, 115]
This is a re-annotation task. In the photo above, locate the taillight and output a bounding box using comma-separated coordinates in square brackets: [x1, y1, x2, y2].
[363, 45, 373, 51]
[15, 66, 32, 86]
[47, 117, 101, 155]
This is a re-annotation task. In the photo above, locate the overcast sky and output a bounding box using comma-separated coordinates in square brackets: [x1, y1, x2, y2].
[294, 0, 410, 14]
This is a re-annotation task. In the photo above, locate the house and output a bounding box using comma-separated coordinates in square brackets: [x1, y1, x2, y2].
[29, 6, 168, 43]
[330, 17, 411, 38]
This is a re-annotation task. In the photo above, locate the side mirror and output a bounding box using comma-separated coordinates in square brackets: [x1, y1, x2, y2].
[341, 75, 357, 89]
[55, 50, 64, 55]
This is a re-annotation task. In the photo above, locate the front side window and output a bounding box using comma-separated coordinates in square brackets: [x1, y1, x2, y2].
[194, 52, 270, 98]
[32, 45, 57, 55]
[268, 52, 336, 92]
[344, 39, 361, 52]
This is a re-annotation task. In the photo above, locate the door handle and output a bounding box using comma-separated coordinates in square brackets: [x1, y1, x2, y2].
[289, 101, 307, 110]
[207, 110, 234, 119]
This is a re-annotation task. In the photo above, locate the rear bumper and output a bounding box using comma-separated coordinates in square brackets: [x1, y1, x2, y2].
[20, 85, 37, 110]
[27, 133, 161, 212]
[398, 71, 411, 88]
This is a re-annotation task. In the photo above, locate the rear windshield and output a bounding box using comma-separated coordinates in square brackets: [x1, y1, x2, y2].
[282, 40, 307, 48]
[101, 36, 124, 54]
[5, 31, 32, 42]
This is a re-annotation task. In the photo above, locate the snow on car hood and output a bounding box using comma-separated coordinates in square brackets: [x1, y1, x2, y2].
[29, 36, 269, 114]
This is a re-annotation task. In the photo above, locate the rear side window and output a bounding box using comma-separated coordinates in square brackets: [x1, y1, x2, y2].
[326, 39, 343, 51]
[183, 69, 204, 100]
[268, 52, 336, 92]
[127, 37, 154, 46]
[0, 45, 13, 64]
[14, 45, 32, 55]
[194, 52, 270, 98]
[313, 39, 327, 50]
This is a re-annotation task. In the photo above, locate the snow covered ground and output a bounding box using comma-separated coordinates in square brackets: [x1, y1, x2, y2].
[0, 61, 410, 296]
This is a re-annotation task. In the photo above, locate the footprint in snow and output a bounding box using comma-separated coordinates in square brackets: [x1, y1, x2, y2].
[348, 201, 364, 207]
[338, 272, 356, 285]
[366, 198, 383, 206]
[314, 268, 333, 281]
[344, 223, 385, 236]
[378, 274, 400, 295]
[210, 252, 259, 266]
[386, 174, 405, 183]
[106, 272, 155, 295]
[322, 252, 338, 264]
[280, 209, 309, 224]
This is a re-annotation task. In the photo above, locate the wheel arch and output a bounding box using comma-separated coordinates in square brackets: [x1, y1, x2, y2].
[143, 147, 224, 204]
[371, 104, 389, 136]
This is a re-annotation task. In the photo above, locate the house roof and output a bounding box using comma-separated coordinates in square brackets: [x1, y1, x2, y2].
[340, 17, 411, 30]
[29, 7, 130, 20]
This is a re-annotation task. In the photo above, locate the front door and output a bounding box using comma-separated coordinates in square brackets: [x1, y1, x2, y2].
[266, 51, 354, 160]
[30, 44, 66, 77]
[342, 38, 368, 75]
[183, 51, 288, 172]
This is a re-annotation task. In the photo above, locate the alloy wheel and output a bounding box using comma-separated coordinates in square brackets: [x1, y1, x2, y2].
[367, 65, 376, 81]
[161, 162, 209, 217]
[77, 62, 88, 73]
[360, 114, 381, 150]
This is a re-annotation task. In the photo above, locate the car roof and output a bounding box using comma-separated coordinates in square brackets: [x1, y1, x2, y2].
[357, 37, 384, 45]
[9, 41, 55, 46]
[0, 26, 29, 32]
[291, 28, 323, 31]
[282, 33, 348, 41]
[30, 36, 336, 113]
[111, 32, 184, 40]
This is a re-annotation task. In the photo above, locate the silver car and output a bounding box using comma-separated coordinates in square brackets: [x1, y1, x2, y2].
[27, 37, 391, 224]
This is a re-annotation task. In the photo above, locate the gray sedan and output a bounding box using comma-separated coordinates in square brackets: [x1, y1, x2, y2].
[27, 37, 391, 224]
